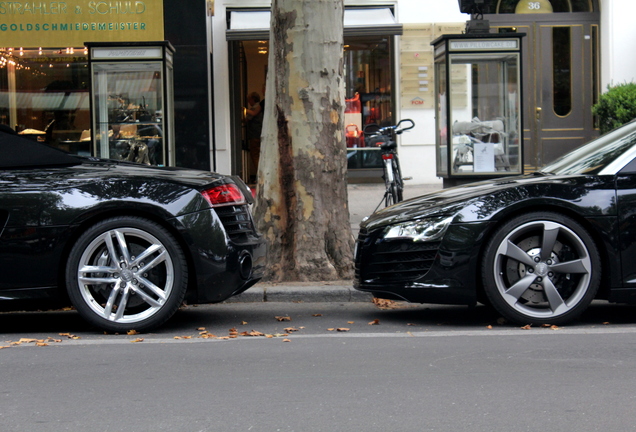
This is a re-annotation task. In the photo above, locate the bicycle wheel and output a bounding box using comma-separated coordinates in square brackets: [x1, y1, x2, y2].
[392, 158, 404, 202]
[384, 182, 399, 207]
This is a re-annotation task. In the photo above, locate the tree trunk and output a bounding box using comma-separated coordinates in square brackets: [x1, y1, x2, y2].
[254, 0, 353, 282]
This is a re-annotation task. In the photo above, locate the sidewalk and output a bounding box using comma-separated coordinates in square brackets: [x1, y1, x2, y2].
[230, 182, 443, 303]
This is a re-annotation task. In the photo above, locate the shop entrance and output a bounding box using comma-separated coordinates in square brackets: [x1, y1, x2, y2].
[228, 35, 396, 185]
[225, 8, 402, 185]
[489, 1, 600, 170]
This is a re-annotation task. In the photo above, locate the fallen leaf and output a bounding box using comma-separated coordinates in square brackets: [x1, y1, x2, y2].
[275, 316, 291, 322]
[282, 339, 291, 342]
[347, 321, 355, 324]
[336, 328, 350, 332]
[368, 319, 380, 325]
[327, 328, 335, 331]
[487, 325, 493, 329]
[550, 325, 560, 330]
[602, 322, 610, 325]
[131, 338, 144, 343]
[521, 325, 532, 330]
[127, 330, 139, 335]
[372, 298, 404, 309]
[240, 330, 265, 337]
[284, 327, 300, 332]
[312, 314, 323, 317]
[19, 338, 37, 343]
[197, 327, 206, 331]
[407, 323, 415, 326]
[35, 343, 48, 347]
[241, 321, 248, 325]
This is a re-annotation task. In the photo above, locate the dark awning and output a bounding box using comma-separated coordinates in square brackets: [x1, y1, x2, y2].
[226, 8, 403, 41]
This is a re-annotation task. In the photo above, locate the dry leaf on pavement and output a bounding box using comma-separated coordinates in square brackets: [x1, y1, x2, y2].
[368, 319, 380, 325]
[275, 316, 291, 322]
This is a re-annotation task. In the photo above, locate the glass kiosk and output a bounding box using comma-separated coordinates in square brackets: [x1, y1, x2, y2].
[432, 33, 524, 187]
[86, 41, 175, 166]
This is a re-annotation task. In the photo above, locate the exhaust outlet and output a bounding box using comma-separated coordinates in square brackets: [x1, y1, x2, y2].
[238, 251, 253, 280]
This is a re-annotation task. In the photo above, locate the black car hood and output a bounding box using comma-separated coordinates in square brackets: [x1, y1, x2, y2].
[361, 174, 611, 230]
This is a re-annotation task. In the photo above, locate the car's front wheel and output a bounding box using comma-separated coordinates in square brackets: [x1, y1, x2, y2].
[66, 216, 188, 332]
[482, 212, 601, 326]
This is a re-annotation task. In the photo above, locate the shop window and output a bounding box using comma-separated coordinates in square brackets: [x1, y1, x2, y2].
[496, 0, 593, 13]
[92, 63, 166, 166]
[0, 47, 90, 155]
[344, 36, 393, 170]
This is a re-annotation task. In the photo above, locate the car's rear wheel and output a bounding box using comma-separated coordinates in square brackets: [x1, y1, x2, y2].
[66, 216, 188, 332]
[482, 212, 600, 325]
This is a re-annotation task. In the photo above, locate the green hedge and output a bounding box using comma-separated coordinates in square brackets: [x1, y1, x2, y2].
[592, 82, 636, 134]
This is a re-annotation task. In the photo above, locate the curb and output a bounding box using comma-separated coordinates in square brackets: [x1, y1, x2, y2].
[224, 281, 373, 303]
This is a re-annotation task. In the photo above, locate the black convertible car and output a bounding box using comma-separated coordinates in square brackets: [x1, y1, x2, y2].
[0, 127, 266, 332]
[355, 119, 636, 325]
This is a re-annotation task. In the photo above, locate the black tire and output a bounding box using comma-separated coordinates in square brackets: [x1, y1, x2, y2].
[385, 183, 398, 207]
[66, 216, 188, 332]
[392, 159, 404, 202]
[481, 212, 601, 326]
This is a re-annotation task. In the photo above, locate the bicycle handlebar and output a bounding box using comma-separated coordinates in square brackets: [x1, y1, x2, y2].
[363, 118, 415, 137]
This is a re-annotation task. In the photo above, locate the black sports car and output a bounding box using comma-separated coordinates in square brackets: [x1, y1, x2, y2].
[0, 127, 266, 332]
[355, 119, 636, 325]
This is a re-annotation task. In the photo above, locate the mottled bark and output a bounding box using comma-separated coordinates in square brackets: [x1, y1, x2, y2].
[254, 0, 353, 282]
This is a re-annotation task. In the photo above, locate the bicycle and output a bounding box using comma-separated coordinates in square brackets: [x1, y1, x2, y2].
[364, 118, 415, 210]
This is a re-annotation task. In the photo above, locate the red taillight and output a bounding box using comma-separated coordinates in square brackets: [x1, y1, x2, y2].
[201, 184, 246, 207]
[382, 154, 394, 160]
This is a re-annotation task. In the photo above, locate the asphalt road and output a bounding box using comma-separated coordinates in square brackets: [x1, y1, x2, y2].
[2, 301, 636, 432]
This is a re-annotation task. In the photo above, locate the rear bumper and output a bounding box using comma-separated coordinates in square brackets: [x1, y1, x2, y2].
[174, 208, 267, 304]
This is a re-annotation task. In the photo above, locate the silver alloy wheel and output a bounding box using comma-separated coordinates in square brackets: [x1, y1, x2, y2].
[492, 220, 593, 319]
[76, 227, 175, 325]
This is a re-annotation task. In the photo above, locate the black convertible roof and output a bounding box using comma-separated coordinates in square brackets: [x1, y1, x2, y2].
[0, 127, 82, 169]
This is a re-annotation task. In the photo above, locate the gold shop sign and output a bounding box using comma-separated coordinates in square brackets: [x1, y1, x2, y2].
[0, 1, 164, 47]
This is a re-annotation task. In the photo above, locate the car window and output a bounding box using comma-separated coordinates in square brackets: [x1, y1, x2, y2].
[541, 121, 636, 175]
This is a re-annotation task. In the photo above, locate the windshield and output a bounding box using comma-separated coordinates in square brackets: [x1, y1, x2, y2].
[541, 120, 636, 175]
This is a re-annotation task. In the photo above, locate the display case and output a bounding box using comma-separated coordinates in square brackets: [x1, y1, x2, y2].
[86, 42, 175, 166]
[432, 33, 524, 186]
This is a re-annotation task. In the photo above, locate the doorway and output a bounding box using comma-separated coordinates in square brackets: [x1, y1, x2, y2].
[489, 3, 600, 170]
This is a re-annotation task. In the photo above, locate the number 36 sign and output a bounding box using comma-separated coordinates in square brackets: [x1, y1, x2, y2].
[516, 0, 554, 13]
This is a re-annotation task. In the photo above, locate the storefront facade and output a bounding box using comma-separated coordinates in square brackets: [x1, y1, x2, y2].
[0, 0, 213, 171]
[2, 1, 635, 185]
